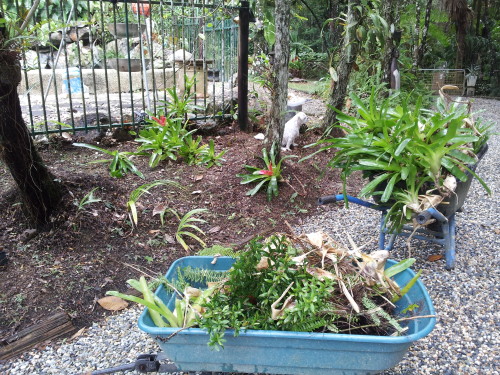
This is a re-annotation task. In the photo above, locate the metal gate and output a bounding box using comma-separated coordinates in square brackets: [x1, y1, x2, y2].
[6, 0, 242, 136]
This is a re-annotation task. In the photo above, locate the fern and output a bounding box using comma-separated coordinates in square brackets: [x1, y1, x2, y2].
[289, 318, 329, 333]
[362, 296, 404, 334]
[180, 266, 228, 284]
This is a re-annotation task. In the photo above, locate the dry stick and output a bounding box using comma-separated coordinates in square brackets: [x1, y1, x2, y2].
[284, 178, 301, 197]
[397, 314, 437, 322]
[292, 173, 307, 195]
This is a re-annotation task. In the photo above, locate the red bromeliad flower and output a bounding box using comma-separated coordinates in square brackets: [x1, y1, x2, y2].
[256, 164, 273, 176]
[152, 116, 167, 126]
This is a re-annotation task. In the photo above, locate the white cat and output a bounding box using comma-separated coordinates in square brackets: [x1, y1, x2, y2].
[281, 112, 308, 151]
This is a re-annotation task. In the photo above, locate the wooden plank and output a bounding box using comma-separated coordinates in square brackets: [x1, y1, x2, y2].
[0, 312, 77, 360]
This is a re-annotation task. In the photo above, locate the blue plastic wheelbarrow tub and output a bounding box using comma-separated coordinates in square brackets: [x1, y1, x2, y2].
[138, 256, 436, 375]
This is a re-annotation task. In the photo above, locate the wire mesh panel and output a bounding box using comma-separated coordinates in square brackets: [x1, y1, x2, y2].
[2, 0, 240, 136]
[417, 69, 466, 95]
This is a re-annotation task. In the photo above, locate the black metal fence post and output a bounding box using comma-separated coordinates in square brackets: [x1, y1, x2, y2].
[238, 1, 250, 132]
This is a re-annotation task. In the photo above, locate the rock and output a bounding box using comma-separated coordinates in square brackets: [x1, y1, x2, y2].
[169, 49, 193, 64]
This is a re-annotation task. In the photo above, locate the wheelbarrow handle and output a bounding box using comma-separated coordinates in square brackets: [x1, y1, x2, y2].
[318, 194, 384, 210]
[416, 208, 448, 225]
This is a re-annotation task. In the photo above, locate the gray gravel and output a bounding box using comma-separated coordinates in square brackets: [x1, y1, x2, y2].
[2, 98, 499, 375]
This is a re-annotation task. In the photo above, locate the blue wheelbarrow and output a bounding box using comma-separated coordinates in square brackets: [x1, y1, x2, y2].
[318, 144, 488, 271]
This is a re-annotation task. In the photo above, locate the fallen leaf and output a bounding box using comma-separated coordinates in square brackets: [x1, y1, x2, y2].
[192, 190, 202, 195]
[97, 296, 128, 311]
[256, 256, 269, 270]
[306, 267, 335, 280]
[208, 226, 221, 234]
[305, 232, 323, 248]
[428, 254, 443, 262]
[153, 203, 169, 216]
[193, 175, 204, 181]
[149, 229, 161, 234]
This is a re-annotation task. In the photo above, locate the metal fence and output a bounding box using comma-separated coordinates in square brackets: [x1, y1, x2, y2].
[417, 69, 466, 95]
[5, 0, 242, 136]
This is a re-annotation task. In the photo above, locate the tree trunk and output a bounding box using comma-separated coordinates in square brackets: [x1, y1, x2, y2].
[412, 0, 423, 73]
[323, 0, 361, 134]
[475, 0, 482, 36]
[416, 0, 434, 68]
[264, 0, 291, 158]
[381, 0, 396, 89]
[0, 53, 64, 227]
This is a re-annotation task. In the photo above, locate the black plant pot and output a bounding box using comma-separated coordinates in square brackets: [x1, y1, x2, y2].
[437, 143, 488, 217]
[367, 143, 489, 218]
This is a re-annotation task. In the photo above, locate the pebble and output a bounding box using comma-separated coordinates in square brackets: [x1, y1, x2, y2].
[1, 98, 499, 374]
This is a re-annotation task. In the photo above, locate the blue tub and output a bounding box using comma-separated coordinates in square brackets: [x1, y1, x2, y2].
[138, 257, 436, 375]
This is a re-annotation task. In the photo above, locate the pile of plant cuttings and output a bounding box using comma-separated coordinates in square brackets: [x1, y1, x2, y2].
[110, 233, 421, 348]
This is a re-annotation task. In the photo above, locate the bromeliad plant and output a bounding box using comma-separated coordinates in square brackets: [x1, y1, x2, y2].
[74, 143, 145, 178]
[309, 88, 491, 232]
[133, 114, 225, 168]
[238, 143, 297, 201]
[107, 276, 216, 328]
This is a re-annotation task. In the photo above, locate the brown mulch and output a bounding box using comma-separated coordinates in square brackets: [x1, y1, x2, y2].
[0, 119, 362, 347]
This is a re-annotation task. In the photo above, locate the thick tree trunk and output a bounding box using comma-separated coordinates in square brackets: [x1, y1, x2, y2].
[323, 0, 361, 134]
[0, 54, 64, 227]
[264, 0, 291, 158]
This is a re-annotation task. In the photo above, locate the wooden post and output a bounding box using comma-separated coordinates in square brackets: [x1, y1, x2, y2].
[238, 1, 250, 132]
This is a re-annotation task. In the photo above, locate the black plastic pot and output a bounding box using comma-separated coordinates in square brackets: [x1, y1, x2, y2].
[369, 144, 488, 219]
[437, 143, 488, 217]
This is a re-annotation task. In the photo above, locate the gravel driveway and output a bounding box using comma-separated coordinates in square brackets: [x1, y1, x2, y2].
[2, 98, 499, 375]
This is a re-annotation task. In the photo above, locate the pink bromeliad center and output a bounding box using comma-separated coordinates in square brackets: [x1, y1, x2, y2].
[152, 116, 167, 126]
[257, 164, 273, 176]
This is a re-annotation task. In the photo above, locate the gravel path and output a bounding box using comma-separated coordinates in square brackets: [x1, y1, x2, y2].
[2, 98, 499, 375]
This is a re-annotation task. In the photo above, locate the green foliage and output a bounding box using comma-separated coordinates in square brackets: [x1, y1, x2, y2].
[132, 76, 225, 169]
[74, 187, 101, 211]
[178, 134, 207, 165]
[73, 143, 145, 179]
[197, 234, 415, 348]
[197, 245, 239, 257]
[310, 90, 491, 231]
[134, 116, 187, 167]
[238, 143, 297, 201]
[127, 180, 181, 226]
[200, 139, 227, 168]
[173, 208, 208, 251]
[107, 276, 215, 328]
[179, 266, 229, 284]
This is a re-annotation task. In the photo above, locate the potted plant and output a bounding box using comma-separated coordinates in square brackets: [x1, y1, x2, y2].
[308, 88, 491, 233]
[465, 64, 480, 88]
[124, 233, 436, 374]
